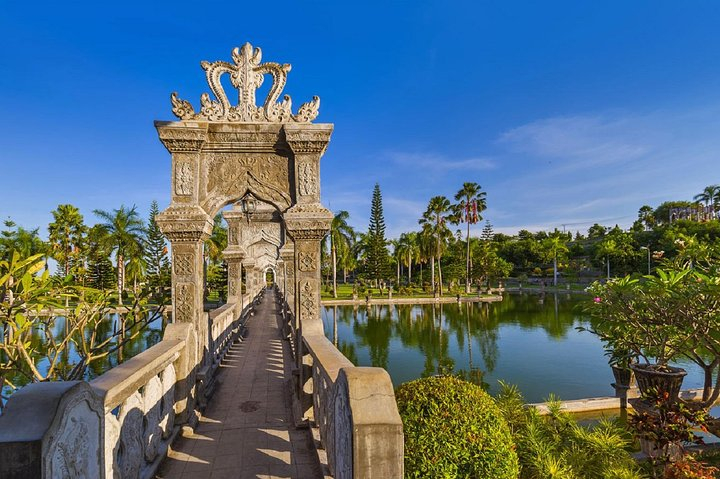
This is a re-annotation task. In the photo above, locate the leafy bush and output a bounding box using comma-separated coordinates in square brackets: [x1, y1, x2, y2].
[663, 456, 719, 479]
[495, 382, 643, 479]
[395, 376, 519, 478]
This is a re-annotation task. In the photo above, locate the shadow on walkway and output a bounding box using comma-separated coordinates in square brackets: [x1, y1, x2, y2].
[156, 292, 322, 479]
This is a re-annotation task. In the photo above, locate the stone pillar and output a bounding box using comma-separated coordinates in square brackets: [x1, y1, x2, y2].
[155, 205, 212, 427]
[283, 123, 334, 422]
[279, 243, 296, 314]
[244, 259, 258, 296]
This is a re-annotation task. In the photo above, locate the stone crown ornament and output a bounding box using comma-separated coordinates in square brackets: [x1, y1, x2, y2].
[171, 43, 320, 123]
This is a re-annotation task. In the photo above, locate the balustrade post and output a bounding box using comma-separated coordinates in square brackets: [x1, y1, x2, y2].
[155, 205, 212, 428]
[283, 124, 333, 424]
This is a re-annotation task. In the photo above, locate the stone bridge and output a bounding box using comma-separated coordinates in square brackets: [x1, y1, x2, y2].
[0, 44, 403, 479]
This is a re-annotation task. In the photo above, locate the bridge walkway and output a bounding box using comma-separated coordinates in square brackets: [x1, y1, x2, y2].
[156, 291, 323, 479]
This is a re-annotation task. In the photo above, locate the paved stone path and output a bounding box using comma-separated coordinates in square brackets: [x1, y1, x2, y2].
[156, 292, 323, 479]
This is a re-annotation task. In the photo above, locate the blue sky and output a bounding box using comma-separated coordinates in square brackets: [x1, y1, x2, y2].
[1, 1, 719, 239]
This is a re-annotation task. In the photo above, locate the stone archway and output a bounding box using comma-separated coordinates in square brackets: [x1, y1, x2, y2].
[154, 43, 334, 402]
[264, 267, 277, 286]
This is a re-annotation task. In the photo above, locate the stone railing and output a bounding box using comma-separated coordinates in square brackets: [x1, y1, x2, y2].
[198, 293, 255, 406]
[0, 322, 193, 479]
[0, 289, 264, 478]
[91, 328, 189, 478]
[275, 290, 404, 478]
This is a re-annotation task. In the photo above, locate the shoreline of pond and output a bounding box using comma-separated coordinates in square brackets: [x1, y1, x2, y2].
[321, 294, 504, 306]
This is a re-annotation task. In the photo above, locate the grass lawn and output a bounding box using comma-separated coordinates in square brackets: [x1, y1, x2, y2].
[320, 283, 493, 301]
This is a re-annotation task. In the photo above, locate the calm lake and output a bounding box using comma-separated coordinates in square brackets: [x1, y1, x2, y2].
[321, 292, 708, 403]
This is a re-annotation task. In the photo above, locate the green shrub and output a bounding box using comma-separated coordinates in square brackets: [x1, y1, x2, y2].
[395, 376, 519, 478]
[495, 382, 644, 479]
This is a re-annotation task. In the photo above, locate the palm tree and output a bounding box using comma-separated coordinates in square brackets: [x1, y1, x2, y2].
[453, 183, 487, 293]
[595, 237, 618, 279]
[204, 213, 228, 301]
[541, 232, 569, 286]
[419, 196, 453, 295]
[338, 238, 357, 283]
[694, 185, 720, 219]
[125, 249, 147, 294]
[396, 232, 419, 286]
[93, 206, 145, 305]
[329, 211, 355, 298]
[48, 204, 86, 277]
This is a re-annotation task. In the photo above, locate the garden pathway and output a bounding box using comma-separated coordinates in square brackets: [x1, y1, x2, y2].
[156, 292, 323, 479]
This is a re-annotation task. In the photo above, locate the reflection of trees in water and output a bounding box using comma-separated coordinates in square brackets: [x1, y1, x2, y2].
[337, 341, 359, 365]
[352, 304, 393, 369]
[486, 292, 583, 339]
[325, 293, 587, 389]
[393, 304, 451, 378]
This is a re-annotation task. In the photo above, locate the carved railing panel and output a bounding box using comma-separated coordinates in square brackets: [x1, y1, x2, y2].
[300, 330, 405, 479]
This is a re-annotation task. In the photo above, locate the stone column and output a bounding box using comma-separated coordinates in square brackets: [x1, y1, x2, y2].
[156, 206, 212, 341]
[279, 242, 296, 314]
[222, 208, 247, 315]
[283, 123, 334, 422]
[244, 259, 258, 297]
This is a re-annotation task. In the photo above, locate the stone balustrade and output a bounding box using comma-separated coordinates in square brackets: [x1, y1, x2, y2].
[91, 332, 187, 478]
[0, 289, 264, 479]
[274, 289, 404, 478]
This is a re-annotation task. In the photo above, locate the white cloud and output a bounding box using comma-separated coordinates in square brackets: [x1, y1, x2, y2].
[389, 151, 496, 171]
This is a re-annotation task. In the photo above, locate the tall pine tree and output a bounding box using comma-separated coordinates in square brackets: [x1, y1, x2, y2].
[365, 183, 390, 285]
[144, 200, 171, 292]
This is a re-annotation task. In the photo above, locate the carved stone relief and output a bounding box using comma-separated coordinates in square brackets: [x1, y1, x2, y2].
[175, 161, 194, 196]
[227, 263, 240, 297]
[45, 391, 102, 479]
[142, 375, 163, 462]
[204, 153, 291, 211]
[332, 377, 353, 478]
[174, 253, 194, 277]
[160, 364, 176, 439]
[175, 283, 194, 323]
[117, 392, 144, 479]
[298, 251, 317, 272]
[298, 160, 318, 196]
[300, 280, 317, 321]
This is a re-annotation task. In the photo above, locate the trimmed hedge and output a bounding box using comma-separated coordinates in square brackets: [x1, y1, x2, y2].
[396, 376, 519, 478]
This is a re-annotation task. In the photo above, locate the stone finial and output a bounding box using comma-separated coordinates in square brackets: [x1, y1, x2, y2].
[171, 43, 320, 123]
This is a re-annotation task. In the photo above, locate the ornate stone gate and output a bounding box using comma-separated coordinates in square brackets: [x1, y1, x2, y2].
[155, 42, 333, 406]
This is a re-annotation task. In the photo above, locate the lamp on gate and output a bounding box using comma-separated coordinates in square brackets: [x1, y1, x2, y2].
[240, 193, 257, 223]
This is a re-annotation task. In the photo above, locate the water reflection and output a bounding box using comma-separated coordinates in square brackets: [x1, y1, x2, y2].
[2, 312, 165, 401]
[322, 293, 708, 403]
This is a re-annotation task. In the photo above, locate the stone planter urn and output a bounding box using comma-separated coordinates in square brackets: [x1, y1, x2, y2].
[631, 363, 687, 401]
[638, 438, 683, 462]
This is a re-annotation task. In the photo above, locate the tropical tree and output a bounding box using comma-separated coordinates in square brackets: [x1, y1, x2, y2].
[329, 210, 355, 298]
[419, 196, 453, 294]
[93, 206, 145, 305]
[144, 200, 170, 293]
[452, 182, 486, 293]
[637, 205, 656, 231]
[694, 184, 720, 214]
[48, 204, 86, 278]
[204, 213, 228, 301]
[365, 184, 390, 286]
[541, 231, 569, 286]
[84, 225, 115, 290]
[396, 232, 420, 285]
[0, 220, 47, 263]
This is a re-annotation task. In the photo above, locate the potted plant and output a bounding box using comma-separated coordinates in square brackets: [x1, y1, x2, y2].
[606, 345, 637, 389]
[583, 271, 697, 401]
